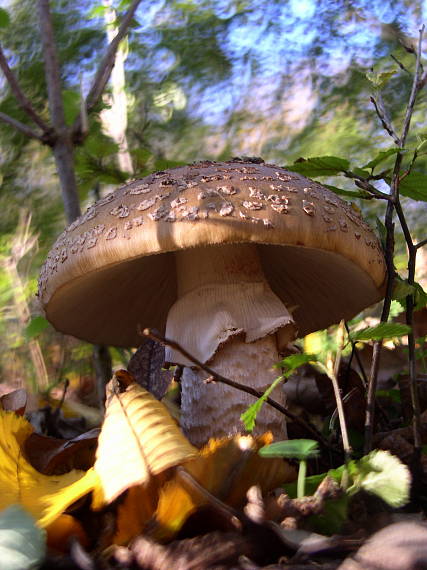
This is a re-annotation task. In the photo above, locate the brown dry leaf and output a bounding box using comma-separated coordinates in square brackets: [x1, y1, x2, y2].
[0, 410, 99, 527]
[93, 371, 197, 507]
[24, 428, 100, 475]
[1, 389, 27, 415]
[150, 433, 297, 541]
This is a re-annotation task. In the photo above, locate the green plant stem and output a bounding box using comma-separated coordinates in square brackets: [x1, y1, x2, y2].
[297, 459, 307, 498]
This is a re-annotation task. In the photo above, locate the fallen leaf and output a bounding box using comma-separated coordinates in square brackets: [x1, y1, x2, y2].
[93, 372, 197, 507]
[24, 429, 99, 475]
[0, 505, 45, 570]
[0, 410, 98, 527]
[45, 514, 89, 553]
[0, 389, 27, 415]
[151, 433, 297, 541]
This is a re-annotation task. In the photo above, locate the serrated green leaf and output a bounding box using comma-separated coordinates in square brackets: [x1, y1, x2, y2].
[394, 171, 427, 201]
[0, 8, 10, 28]
[0, 505, 45, 570]
[362, 148, 401, 170]
[352, 322, 411, 341]
[284, 156, 350, 177]
[259, 439, 320, 460]
[366, 69, 397, 89]
[241, 354, 316, 431]
[355, 450, 410, 507]
[393, 276, 416, 300]
[240, 373, 285, 432]
[388, 300, 405, 319]
[24, 316, 49, 341]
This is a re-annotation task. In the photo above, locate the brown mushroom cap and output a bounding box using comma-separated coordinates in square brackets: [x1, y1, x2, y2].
[38, 160, 386, 347]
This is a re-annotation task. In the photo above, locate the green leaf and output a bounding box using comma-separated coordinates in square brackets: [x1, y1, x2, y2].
[0, 505, 45, 570]
[352, 322, 411, 341]
[0, 8, 10, 28]
[322, 184, 370, 199]
[353, 450, 410, 507]
[259, 439, 320, 461]
[276, 353, 317, 373]
[388, 300, 405, 319]
[362, 148, 401, 170]
[375, 217, 387, 250]
[284, 156, 350, 177]
[241, 354, 316, 431]
[414, 282, 427, 311]
[24, 316, 49, 341]
[393, 276, 416, 301]
[366, 69, 397, 89]
[395, 171, 427, 201]
[240, 373, 285, 432]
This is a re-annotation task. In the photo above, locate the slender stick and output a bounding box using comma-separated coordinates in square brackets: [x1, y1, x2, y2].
[0, 111, 46, 142]
[364, 25, 425, 453]
[0, 44, 51, 134]
[142, 328, 339, 453]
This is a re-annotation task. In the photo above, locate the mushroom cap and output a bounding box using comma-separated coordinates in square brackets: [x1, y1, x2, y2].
[38, 160, 386, 347]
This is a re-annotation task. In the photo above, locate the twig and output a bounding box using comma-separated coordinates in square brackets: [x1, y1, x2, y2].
[364, 25, 425, 454]
[0, 44, 52, 134]
[72, 0, 143, 137]
[415, 237, 427, 250]
[0, 111, 47, 142]
[370, 96, 401, 145]
[142, 328, 339, 454]
[37, 0, 67, 133]
[390, 54, 411, 74]
[401, 26, 425, 146]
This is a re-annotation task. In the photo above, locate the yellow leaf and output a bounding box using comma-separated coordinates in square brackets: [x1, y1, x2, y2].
[0, 411, 98, 527]
[93, 373, 197, 506]
[151, 433, 296, 541]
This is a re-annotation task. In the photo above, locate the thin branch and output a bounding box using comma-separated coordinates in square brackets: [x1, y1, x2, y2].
[0, 111, 47, 142]
[143, 328, 339, 454]
[37, 0, 67, 133]
[415, 237, 427, 250]
[401, 25, 425, 146]
[390, 54, 411, 74]
[370, 96, 401, 145]
[72, 0, 143, 137]
[353, 178, 391, 201]
[0, 44, 52, 134]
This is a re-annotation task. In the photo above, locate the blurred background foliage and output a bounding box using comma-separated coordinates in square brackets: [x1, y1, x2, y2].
[0, 0, 426, 396]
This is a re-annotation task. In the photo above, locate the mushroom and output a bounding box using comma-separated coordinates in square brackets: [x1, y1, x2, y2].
[38, 159, 386, 447]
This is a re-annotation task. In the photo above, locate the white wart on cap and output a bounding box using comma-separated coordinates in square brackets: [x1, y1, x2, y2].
[39, 160, 386, 446]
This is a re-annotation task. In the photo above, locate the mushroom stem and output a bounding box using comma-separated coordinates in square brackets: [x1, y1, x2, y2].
[165, 243, 296, 447]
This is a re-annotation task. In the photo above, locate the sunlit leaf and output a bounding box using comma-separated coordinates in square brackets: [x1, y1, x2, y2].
[93, 372, 197, 506]
[351, 450, 410, 507]
[285, 156, 350, 177]
[366, 69, 397, 89]
[351, 322, 411, 341]
[0, 506, 45, 570]
[0, 411, 98, 528]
